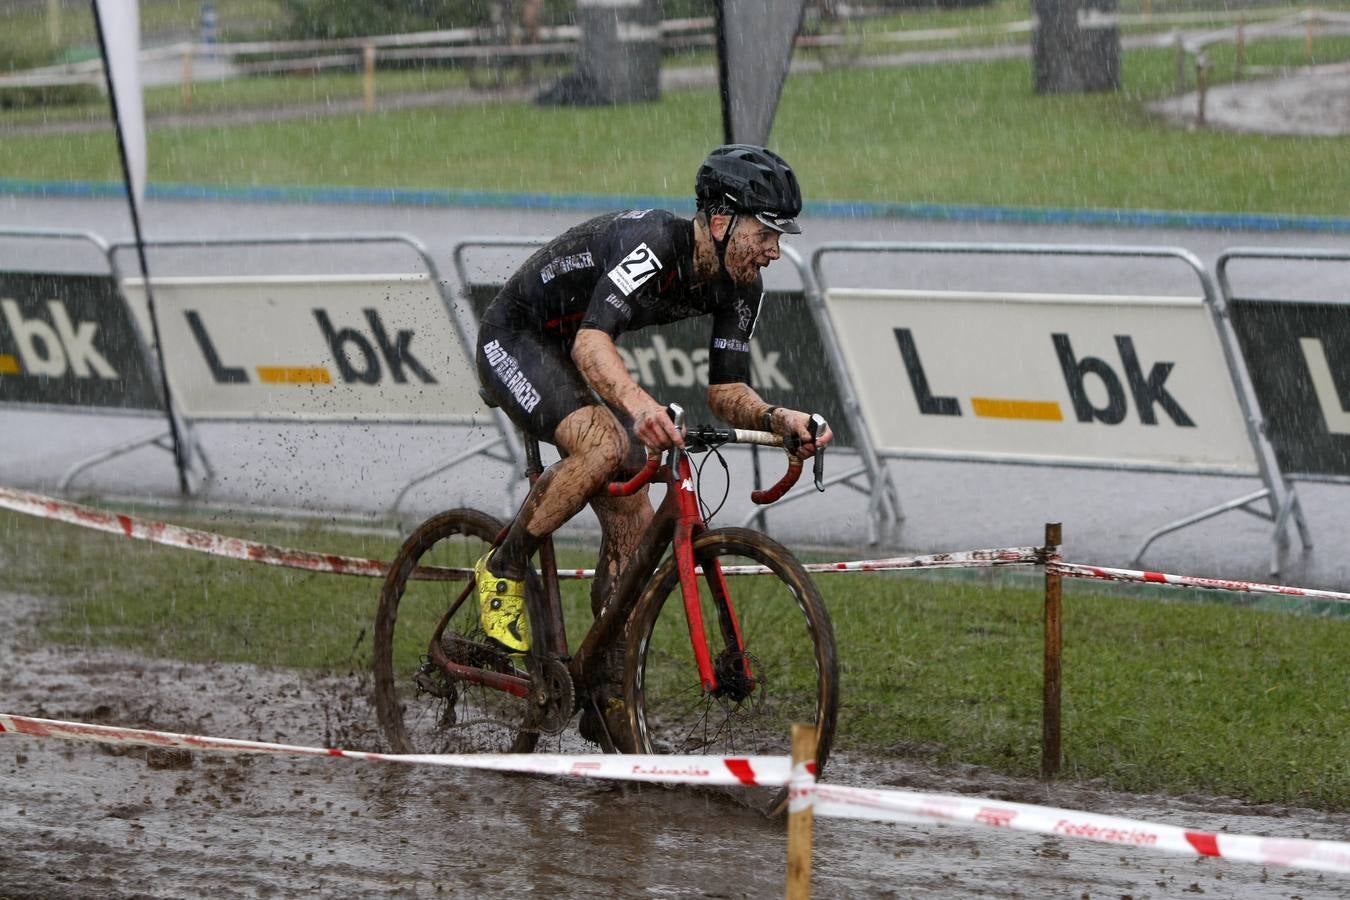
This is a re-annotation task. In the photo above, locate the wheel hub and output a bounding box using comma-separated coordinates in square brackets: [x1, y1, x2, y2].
[711, 649, 757, 702]
[525, 657, 575, 735]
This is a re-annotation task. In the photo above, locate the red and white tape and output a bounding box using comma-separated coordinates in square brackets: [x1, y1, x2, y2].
[806, 781, 1350, 876]
[1051, 561, 1350, 607]
[0, 714, 785, 787]
[4, 711, 1347, 876]
[561, 547, 1042, 581]
[5, 486, 1347, 607]
[0, 485, 1038, 582]
[0, 486, 393, 579]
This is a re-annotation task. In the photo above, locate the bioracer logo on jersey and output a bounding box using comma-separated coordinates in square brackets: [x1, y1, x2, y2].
[608, 243, 663, 296]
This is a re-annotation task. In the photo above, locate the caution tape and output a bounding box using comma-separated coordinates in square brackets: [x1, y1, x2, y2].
[4, 711, 1348, 876]
[1051, 560, 1350, 607]
[807, 781, 1350, 876]
[6, 485, 1346, 607]
[563, 547, 1042, 580]
[0, 485, 393, 579]
[0, 714, 785, 787]
[0, 485, 1038, 582]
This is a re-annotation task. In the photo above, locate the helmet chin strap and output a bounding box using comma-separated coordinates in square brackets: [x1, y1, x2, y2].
[713, 212, 739, 280]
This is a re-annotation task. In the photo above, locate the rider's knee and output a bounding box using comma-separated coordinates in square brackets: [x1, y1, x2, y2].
[612, 430, 648, 479]
[559, 406, 629, 476]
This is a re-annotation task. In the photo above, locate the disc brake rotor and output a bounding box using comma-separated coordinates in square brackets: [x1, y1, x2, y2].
[525, 657, 575, 735]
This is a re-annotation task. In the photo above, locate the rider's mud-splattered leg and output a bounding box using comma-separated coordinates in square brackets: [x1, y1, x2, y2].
[488, 404, 628, 580]
[588, 490, 654, 618]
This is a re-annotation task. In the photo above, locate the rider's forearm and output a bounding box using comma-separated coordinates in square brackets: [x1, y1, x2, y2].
[572, 329, 659, 417]
[707, 382, 776, 431]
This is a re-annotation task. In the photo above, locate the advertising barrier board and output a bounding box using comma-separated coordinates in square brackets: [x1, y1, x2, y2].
[1228, 300, 1350, 480]
[825, 288, 1258, 473]
[0, 271, 161, 411]
[119, 274, 488, 423]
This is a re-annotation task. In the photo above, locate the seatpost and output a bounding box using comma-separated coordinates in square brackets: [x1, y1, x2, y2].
[523, 434, 544, 481]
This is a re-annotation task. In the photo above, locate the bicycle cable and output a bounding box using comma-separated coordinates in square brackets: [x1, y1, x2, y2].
[693, 443, 732, 524]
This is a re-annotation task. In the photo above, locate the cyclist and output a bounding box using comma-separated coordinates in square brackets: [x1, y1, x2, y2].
[473, 144, 833, 750]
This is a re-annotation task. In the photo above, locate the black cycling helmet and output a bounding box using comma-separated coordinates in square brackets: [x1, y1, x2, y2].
[695, 144, 802, 235]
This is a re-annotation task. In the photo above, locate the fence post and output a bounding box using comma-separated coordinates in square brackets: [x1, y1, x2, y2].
[363, 44, 376, 112]
[1195, 54, 1209, 127]
[1042, 522, 1062, 779]
[181, 45, 194, 106]
[1174, 33, 1187, 91]
[1234, 17, 1245, 79]
[785, 723, 817, 900]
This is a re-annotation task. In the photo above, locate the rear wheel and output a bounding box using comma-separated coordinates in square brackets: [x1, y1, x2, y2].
[625, 527, 838, 812]
[373, 508, 540, 754]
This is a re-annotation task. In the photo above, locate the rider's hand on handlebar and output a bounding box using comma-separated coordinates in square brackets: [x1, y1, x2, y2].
[778, 409, 833, 460]
[634, 402, 685, 451]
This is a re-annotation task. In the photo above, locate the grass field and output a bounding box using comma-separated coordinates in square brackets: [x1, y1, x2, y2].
[3, 506, 1346, 809]
[4, 32, 1350, 217]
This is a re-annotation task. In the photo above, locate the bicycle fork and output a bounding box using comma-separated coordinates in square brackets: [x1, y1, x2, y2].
[669, 448, 754, 697]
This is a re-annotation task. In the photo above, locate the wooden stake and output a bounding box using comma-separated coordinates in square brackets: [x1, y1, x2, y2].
[363, 44, 376, 113]
[785, 724, 817, 900]
[1196, 57, 1209, 127]
[1174, 34, 1187, 92]
[1235, 17, 1246, 79]
[181, 46, 194, 106]
[1042, 523, 1062, 779]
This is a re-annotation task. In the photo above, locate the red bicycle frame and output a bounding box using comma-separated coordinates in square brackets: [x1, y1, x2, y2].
[422, 412, 805, 701]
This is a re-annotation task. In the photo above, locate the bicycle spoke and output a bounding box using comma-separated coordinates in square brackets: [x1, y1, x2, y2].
[374, 509, 538, 755]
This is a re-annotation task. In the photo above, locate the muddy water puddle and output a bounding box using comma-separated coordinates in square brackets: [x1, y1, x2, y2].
[1, 593, 1345, 898]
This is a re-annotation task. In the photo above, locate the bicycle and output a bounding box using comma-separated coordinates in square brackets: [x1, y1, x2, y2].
[373, 404, 839, 813]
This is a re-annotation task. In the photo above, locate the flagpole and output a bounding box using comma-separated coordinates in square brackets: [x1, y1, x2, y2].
[91, 3, 191, 495]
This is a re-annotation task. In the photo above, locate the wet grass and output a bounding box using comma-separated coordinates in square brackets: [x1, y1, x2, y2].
[4, 34, 1349, 216]
[2, 506, 1346, 809]
[0, 0, 284, 50]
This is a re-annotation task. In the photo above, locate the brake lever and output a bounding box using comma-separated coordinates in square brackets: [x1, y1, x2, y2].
[809, 414, 827, 492]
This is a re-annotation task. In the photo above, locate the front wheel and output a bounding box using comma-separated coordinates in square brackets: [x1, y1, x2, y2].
[624, 527, 838, 812]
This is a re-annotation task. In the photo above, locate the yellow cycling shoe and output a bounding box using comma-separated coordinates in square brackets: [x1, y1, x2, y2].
[474, 551, 531, 659]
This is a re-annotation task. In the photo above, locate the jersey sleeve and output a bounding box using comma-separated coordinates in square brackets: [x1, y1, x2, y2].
[706, 283, 762, 385]
[579, 213, 674, 338]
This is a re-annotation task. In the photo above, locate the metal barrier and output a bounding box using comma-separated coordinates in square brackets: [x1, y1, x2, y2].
[811, 242, 1307, 573]
[1217, 246, 1350, 484]
[0, 227, 200, 490]
[105, 233, 522, 514]
[450, 237, 900, 543]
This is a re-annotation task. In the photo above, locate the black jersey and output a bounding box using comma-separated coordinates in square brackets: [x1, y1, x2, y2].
[481, 209, 762, 385]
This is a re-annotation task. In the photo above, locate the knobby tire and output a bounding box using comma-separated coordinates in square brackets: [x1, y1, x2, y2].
[373, 507, 541, 754]
[624, 526, 839, 814]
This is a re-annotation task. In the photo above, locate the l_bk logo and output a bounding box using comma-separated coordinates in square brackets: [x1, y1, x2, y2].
[0, 298, 119, 378]
[186, 308, 436, 385]
[895, 327, 1194, 426]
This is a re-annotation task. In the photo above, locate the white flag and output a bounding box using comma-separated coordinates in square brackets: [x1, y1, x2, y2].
[93, 0, 146, 217]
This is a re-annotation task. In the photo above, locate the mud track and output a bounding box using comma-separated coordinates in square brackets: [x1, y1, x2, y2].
[1, 593, 1345, 898]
